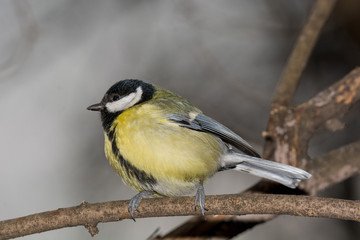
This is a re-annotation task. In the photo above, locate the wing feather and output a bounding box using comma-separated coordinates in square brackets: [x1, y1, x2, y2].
[167, 113, 261, 158]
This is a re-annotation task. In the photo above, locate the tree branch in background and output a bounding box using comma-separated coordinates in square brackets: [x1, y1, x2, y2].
[272, 0, 338, 107]
[265, 67, 360, 170]
[1, 194, 359, 240]
[305, 140, 360, 195]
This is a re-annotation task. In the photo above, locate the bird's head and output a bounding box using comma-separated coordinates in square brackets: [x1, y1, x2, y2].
[87, 79, 155, 130]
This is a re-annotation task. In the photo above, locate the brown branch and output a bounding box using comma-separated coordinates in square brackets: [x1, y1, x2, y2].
[265, 67, 360, 169]
[272, 0, 337, 107]
[298, 67, 360, 132]
[264, 0, 339, 166]
[305, 140, 360, 195]
[1, 194, 359, 240]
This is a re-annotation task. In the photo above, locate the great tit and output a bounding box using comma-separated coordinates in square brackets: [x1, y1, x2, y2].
[87, 79, 311, 218]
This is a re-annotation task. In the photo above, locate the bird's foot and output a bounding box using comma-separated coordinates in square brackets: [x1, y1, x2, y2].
[128, 190, 155, 221]
[194, 184, 207, 215]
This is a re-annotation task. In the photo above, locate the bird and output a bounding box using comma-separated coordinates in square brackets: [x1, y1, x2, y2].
[87, 79, 311, 219]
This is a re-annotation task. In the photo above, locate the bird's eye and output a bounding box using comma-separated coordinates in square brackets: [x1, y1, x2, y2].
[111, 94, 121, 101]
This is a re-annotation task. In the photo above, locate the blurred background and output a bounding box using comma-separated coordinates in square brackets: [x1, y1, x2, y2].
[1, 0, 359, 239]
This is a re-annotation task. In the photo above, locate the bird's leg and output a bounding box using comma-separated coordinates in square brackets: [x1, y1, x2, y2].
[194, 183, 207, 215]
[128, 190, 155, 221]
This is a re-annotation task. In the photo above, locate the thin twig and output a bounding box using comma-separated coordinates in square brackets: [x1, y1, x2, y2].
[1, 193, 359, 240]
[272, 0, 337, 107]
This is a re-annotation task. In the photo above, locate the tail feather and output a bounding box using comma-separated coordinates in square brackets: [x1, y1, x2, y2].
[223, 152, 311, 188]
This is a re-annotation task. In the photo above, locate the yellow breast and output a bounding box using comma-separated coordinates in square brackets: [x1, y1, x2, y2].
[105, 102, 224, 195]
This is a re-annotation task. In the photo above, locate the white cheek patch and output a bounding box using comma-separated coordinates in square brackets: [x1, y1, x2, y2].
[105, 87, 143, 113]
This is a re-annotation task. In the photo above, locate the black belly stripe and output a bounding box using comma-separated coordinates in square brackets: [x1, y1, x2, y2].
[107, 129, 157, 185]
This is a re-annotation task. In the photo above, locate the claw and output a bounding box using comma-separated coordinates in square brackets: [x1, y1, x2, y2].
[194, 184, 206, 215]
[128, 190, 154, 221]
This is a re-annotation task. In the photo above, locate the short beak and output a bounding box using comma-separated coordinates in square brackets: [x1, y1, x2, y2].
[87, 103, 104, 111]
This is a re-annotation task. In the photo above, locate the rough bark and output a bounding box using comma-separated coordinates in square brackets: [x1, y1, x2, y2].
[1, 194, 359, 240]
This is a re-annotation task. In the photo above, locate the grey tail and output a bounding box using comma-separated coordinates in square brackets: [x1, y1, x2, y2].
[222, 152, 311, 188]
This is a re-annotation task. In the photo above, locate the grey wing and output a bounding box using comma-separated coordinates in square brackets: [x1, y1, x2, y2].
[167, 113, 261, 158]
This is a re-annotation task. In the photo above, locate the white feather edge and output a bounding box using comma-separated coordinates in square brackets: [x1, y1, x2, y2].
[222, 152, 311, 188]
